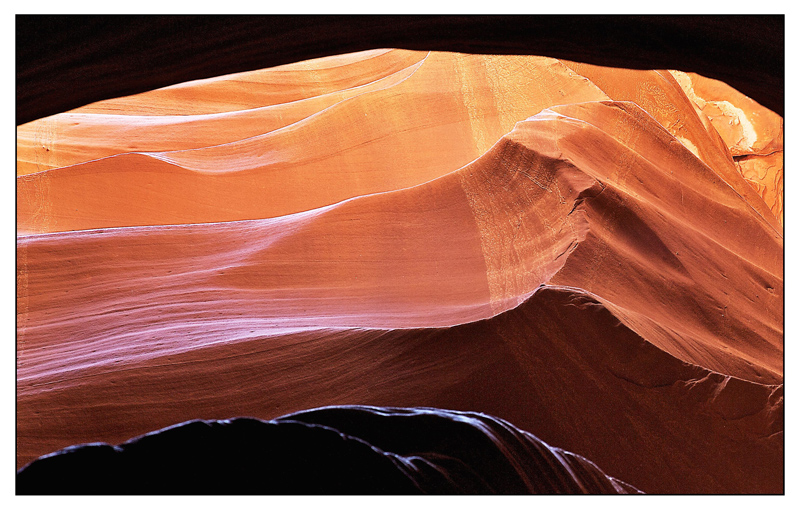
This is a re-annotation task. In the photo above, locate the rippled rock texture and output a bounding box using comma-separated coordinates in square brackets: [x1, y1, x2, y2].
[17, 48, 782, 494]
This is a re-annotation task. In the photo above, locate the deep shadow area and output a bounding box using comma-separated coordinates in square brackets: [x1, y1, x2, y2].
[16, 406, 639, 495]
[16, 15, 783, 124]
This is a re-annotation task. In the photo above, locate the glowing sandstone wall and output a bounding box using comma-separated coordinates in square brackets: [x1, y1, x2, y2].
[16, 50, 783, 494]
[670, 70, 783, 224]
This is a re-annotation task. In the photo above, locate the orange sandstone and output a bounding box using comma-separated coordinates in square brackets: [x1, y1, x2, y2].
[16, 50, 783, 494]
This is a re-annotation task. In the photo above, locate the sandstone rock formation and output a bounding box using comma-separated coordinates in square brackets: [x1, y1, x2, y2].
[670, 70, 784, 224]
[16, 49, 783, 494]
[17, 406, 642, 494]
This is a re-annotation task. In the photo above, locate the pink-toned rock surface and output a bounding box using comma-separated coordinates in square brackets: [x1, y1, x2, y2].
[16, 50, 783, 493]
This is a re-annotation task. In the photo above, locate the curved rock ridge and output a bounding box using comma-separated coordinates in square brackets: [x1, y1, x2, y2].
[17, 50, 610, 234]
[16, 49, 430, 176]
[16, 50, 784, 495]
[16, 405, 642, 495]
[16, 50, 782, 236]
[560, 62, 781, 231]
[72, 49, 427, 116]
[669, 70, 783, 224]
[17, 101, 782, 384]
[16, 287, 782, 493]
[513, 101, 783, 383]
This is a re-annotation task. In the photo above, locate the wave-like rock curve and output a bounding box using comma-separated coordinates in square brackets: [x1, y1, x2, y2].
[16, 284, 783, 493]
[16, 405, 641, 495]
[16, 49, 783, 494]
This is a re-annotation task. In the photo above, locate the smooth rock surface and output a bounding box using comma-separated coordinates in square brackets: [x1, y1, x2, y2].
[16, 49, 783, 494]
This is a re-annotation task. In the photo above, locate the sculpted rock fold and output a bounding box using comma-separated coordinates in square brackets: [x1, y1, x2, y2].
[16, 50, 783, 494]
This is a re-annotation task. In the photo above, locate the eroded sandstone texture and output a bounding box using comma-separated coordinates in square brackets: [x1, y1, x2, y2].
[16, 49, 783, 494]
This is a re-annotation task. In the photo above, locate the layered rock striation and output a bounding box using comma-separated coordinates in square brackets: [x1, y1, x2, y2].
[16, 49, 783, 494]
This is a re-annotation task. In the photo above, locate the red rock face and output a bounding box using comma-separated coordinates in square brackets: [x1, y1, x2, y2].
[16, 49, 783, 494]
